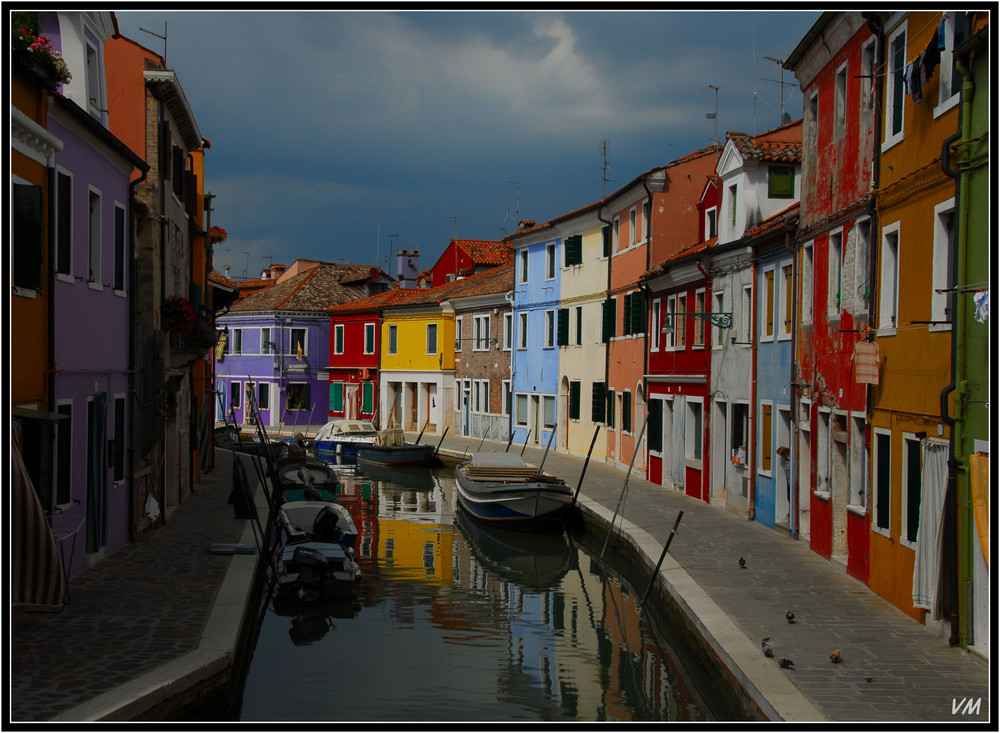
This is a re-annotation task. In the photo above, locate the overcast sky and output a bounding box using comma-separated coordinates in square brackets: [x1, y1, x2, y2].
[113, 9, 820, 281]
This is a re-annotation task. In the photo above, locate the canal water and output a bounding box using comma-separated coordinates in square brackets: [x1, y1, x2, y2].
[235, 464, 734, 723]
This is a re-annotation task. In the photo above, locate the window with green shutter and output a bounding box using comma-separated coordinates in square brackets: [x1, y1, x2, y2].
[622, 293, 632, 336]
[564, 234, 583, 266]
[630, 290, 644, 335]
[648, 399, 663, 452]
[606, 389, 616, 429]
[602, 298, 616, 343]
[622, 391, 632, 432]
[329, 382, 344, 412]
[362, 382, 373, 414]
[569, 381, 581, 420]
[557, 308, 569, 346]
[592, 382, 607, 423]
[602, 225, 611, 258]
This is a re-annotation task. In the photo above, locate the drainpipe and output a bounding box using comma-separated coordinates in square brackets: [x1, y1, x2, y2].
[940, 46, 974, 649]
[696, 260, 713, 503]
[597, 201, 613, 455]
[784, 219, 798, 538]
[748, 246, 758, 521]
[127, 165, 149, 543]
[641, 177, 655, 474]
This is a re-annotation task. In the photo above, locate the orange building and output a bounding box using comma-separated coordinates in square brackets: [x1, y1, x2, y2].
[868, 11, 963, 625]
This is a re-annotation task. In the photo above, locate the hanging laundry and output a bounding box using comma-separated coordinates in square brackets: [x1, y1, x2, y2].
[973, 290, 989, 323]
[852, 340, 881, 385]
[910, 59, 925, 103]
[921, 34, 941, 79]
[938, 15, 948, 51]
[904, 62, 914, 94]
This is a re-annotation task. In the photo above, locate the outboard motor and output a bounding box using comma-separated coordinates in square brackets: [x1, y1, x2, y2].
[312, 506, 345, 544]
[292, 546, 331, 602]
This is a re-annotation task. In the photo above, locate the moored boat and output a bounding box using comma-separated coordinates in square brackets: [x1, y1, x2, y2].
[357, 428, 436, 467]
[271, 540, 361, 602]
[453, 451, 573, 530]
[274, 457, 340, 502]
[312, 419, 378, 457]
[278, 500, 359, 550]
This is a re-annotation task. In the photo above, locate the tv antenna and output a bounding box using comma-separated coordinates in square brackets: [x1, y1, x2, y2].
[601, 140, 613, 198]
[500, 180, 520, 234]
[139, 22, 167, 65]
[703, 84, 720, 150]
[762, 55, 794, 126]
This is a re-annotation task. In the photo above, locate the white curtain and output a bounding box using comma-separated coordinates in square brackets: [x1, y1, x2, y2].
[912, 440, 949, 612]
[670, 396, 686, 489]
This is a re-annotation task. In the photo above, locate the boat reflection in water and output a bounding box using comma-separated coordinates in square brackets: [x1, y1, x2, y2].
[271, 597, 362, 646]
[240, 467, 728, 722]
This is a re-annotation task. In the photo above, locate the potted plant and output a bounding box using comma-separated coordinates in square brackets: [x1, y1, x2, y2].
[206, 226, 228, 244]
[163, 295, 197, 334]
[12, 12, 72, 89]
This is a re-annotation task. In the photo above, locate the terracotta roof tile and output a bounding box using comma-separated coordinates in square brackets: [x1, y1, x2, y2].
[643, 237, 719, 279]
[228, 261, 393, 313]
[743, 202, 800, 239]
[455, 239, 513, 265]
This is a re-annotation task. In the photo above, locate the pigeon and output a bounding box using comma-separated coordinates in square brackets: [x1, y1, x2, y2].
[865, 677, 874, 683]
[830, 650, 841, 664]
[739, 556, 747, 569]
[778, 658, 795, 669]
[761, 640, 774, 658]
[786, 610, 796, 624]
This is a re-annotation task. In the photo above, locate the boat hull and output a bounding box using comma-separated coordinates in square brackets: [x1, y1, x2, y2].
[278, 500, 359, 550]
[357, 443, 435, 467]
[454, 463, 572, 530]
[272, 541, 361, 602]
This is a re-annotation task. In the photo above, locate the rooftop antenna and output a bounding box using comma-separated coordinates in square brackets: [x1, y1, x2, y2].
[601, 140, 613, 198]
[500, 180, 520, 234]
[139, 22, 167, 65]
[762, 56, 794, 126]
[752, 23, 758, 134]
[703, 84, 720, 150]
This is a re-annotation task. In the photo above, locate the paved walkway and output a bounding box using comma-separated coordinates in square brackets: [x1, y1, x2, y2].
[9, 436, 990, 723]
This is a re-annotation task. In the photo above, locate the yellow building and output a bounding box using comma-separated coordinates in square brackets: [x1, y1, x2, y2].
[868, 11, 962, 624]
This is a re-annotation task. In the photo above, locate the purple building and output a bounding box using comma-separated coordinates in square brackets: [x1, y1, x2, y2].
[215, 260, 394, 436]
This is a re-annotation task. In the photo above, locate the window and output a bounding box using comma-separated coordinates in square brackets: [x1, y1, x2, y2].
[334, 324, 345, 355]
[387, 324, 398, 355]
[850, 414, 867, 508]
[648, 399, 663, 453]
[879, 223, 900, 331]
[519, 249, 528, 283]
[473, 314, 490, 350]
[621, 391, 632, 433]
[931, 200, 955, 327]
[705, 207, 717, 240]
[601, 297, 616, 343]
[686, 399, 703, 462]
[455, 316, 463, 351]
[902, 435, 922, 545]
[543, 396, 556, 428]
[230, 381, 241, 410]
[56, 402, 72, 507]
[546, 242, 556, 279]
[474, 380, 490, 413]
[12, 183, 43, 293]
[56, 170, 72, 276]
[518, 312, 528, 349]
[693, 289, 706, 346]
[112, 396, 125, 483]
[574, 305, 583, 345]
[287, 383, 311, 411]
[714, 291, 725, 347]
[629, 208, 637, 245]
[613, 217, 620, 251]
[606, 389, 616, 429]
[829, 230, 843, 317]
[861, 38, 876, 112]
[741, 285, 753, 344]
[759, 402, 773, 473]
[768, 166, 795, 199]
[85, 41, 100, 112]
[503, 312, 512, 350]
[664, 295, 676, 349]
[674, 294, 687, 348]
[259, 327, 271, 354]
[557, 308, 569, 347]
[569, 381, 582, 420]
[516, 394, 528, 426]
[834, 62, 848, 137]
[802, 243, 814, 324]
[229, 328, 243, 355]
[362, 382, 374, 414]
[731, 402, 749, 459]
[807, 92, 819, 151]
[591, 382, 607, 423]
[849, 218, 871, 316]
[425, 323, 438, 354]
[728, 184, 738, 227]
[88, 188, 101, 285]
[623, 291, 643, 336]
[651, 299, 661, 350]
[502, 380, 511, 416]
[884, 22, 907, 147]
[290, 328, 306, 357]
[642, 200, 651, 242]
[544, 309, 556, 348]
[602, 224, 611, 259]
[873, 429, 891, 532]
[779, 264, 793, 338]
[113, 203, 126, 292]
[937, 12, 966, 114]
[259, 382, 270, 411]
[564, 234, 582, 266]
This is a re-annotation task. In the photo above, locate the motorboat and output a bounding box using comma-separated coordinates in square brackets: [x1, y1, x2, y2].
[275, 458, 340, 503]
[453, 451, 573, 530]
[312, 420, 378, 457]
[278, 500, 359, 550]
[356, 427, 436, 468]
[271, 541, 361, 602]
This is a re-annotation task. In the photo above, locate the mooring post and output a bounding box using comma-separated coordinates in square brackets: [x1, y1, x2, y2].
[601, 412, 649, 558]
[639, 510, 684, 607]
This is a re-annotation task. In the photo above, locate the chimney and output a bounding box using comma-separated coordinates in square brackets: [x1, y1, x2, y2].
[270, 263, 287, 279]
[518, 219, 536, 231]
[396, 249, 420, 289]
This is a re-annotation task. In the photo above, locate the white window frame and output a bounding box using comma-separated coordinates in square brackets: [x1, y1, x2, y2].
[713, 290, 725, 349]
[387, 324, 398, 355]
[878, 221, 901, 334]
[473, 314, 491, 351]
[758, 400, 773, 477]
[834, 60, 848, 139]
[544, 309, 556, 348]
[518, 248, 528, 284]
[828, 229, 844, 319]
[455, 315, 463, 352]
[574, 305, 583, 346]
[778, 261, 793, 340]
[705, 206, 718, 240]
[651, 298, 661, 351]
[88, 185, 102, 290]
[883, 21, 907, 151]
[363, 323, 376, 355]
[545, 242, 556, 280]
[663, 295, 677, 350]
[850, 217, 871, 317]
[629, 207, 637, 245]
[515, 393, 529, 427]
[501, 380, 511, 416]
[85, 40, 102, 116]
[761, 264, 777, 342]
[934, 13, 962, 117]
[425, 322, 438, 355]
[542, 395, 557, 429]
[693, 287, 707, 348]
[848, 412, 868, 513]
[333, 324, 345, 355]
[686, 397, 704, 466]
[229, 327, 243, 355]
[801, 241, 814, 325]
[502, 312, 513, 351]
[289, 327, 307, 357]
[900, 432, 922, 549]
[113, 201, 127, 296]
[872, 427, 892, 538]
[613, 216, 620, 251]
[260, 327, 272, 354]
[861, 37, 876, 115]
[517, 312, 528, 350]
[741, 284, 753, 346]
[930, 198, 955, 330]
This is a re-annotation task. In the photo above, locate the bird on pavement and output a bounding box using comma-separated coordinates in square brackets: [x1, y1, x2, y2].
[778, 658, 795, 669]
[786, 610, 796, 624]
[739, 556, 746, 569]
[761, 640, 774, 658]
[830, 650, 842, 664]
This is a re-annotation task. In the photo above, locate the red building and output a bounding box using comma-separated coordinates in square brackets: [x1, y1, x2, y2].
[327, 289, 414, 423]
[429, 239, 511, 287]
[785, 13, 877, 578]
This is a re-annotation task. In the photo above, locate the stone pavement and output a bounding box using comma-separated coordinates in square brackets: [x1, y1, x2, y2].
[434, 432, 991, 723]
[9, 449, 264, 723]
[9, 434, 991, 723]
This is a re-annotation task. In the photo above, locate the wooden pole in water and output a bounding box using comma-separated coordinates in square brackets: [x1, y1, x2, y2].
[601, 412, 649, 558]
[640, 510, 684, 607]
[570, 425, 601, 509]
[476, 422, 491, 452]
[432, 426, 450, 457]
[415, 416, 430, 444]
[520, 430, 532, 456]
[537, 426, 557, 474]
